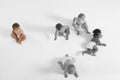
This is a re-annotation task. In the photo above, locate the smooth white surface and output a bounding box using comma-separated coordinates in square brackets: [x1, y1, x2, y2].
[0, 0, 120, 80]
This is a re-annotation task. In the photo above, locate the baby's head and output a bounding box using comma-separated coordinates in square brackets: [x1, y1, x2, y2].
[67, 64, 76, 74]
[12, 23, 20, 31]
[78, 13, 85, 19]
[93, 29, 102, 38]
[56, 23, 63, 30]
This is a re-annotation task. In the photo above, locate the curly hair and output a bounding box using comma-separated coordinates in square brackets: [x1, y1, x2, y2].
[78, 13, 85, 18]
[93, 29, 101, 37]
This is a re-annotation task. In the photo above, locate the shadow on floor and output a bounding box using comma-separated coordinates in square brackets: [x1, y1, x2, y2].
[39, 57, 64, 75]
[0, 27, 11, 38]
[44, 13, 73, 29]
[81, 31, 92, 50]
[24, 24, 55, 39]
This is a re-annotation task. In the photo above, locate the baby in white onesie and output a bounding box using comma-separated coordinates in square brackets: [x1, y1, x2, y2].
[54, 23, 70, 40]
[58, 54, 78, 78]
[82, 29, 106, 56]
[72, 13, 90, 35]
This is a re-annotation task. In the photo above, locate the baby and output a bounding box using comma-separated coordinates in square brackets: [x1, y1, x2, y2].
[82, 29, 106, 56]
[11, 23, 26, 44]
[58, 54, 78, 78]
[73, 13, 90, 35]
[54, 23, 70, 40]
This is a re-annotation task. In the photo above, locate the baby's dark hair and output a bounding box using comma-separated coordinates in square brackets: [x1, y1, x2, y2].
[12, 23, 20, 30]
[93, 29, 101, 37]
[78, 13, 85, 18]
[56, 23, 63, 30]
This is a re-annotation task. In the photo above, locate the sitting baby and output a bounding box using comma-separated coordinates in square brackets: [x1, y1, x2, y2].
[11, 23, 26, 44]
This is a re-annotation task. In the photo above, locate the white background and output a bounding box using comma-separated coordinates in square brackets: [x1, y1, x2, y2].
[0, 0, 120, 80]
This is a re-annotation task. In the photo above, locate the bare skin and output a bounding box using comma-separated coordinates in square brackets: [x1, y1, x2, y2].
[82, 34, 106, 56]
[54, 26, 70, 40]
[11, 28, 26, 44]
[58, 54, 78, 78]
[73, 16, 90, 35]
[82, 45, 98, 56]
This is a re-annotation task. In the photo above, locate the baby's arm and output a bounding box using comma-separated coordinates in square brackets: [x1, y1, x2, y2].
[54, 30, 58, 40]
[100, 42, 106, 46]
[73, 18, 77, 25]
[64, 68, 68, 78]
[74, 71, 78, 78]
[96, 39, 106, 46]
[73, 18, 80, 27]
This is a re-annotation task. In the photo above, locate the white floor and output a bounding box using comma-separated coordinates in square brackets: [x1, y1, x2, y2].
[0, 0, 120, 80]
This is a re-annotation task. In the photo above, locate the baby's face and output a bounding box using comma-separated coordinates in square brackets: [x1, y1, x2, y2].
[81, 15, 85, 19]
[68, 67, 75, 74]
[14, 27, 20, 31]
[98, 33, 102, 38]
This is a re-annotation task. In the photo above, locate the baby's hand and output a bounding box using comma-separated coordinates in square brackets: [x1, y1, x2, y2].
[18, 41, 21, 44]
[54, 37, 57, 40]
[17, 39, 21, 44]
[74, 72, 79, 78]
[64, 74, 68, 78]
[102, 43, 106, 46]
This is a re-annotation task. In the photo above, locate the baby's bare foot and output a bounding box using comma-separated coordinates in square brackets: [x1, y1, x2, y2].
[18, 41, 21, 44]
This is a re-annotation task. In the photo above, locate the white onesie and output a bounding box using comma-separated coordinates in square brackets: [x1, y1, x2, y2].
[73, 17, 86, 28]
[62, 56, 75, 65]
[87, 41, 96, 49]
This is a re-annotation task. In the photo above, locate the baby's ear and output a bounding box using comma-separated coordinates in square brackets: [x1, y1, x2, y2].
[65, 54, 69, 57]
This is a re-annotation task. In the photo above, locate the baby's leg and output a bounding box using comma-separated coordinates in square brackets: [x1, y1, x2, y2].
[92, 46, 98, 56]
[20, 35, 26, 41]
[82, 48, 92, 55]
[18, 35, 26, 44]
[82, 23, 90, 34]
[21, 35, 26, 41]
[11, 33, 18, 41]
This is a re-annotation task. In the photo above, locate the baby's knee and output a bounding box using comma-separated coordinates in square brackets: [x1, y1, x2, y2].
[23, 35, 26, 40]
[93, 47, 98, 52]
[11, 33, 16, 38]
[21, 35, 26, 41]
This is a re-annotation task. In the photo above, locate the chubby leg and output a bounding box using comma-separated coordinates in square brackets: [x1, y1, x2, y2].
[92, 46, 98, 56]
[82, 23, 90, 34]
[82, 48, 92, 55]
[20, 35, 26, 41]
[11, 32, 18, 42]
[18, 34, 26, 44]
